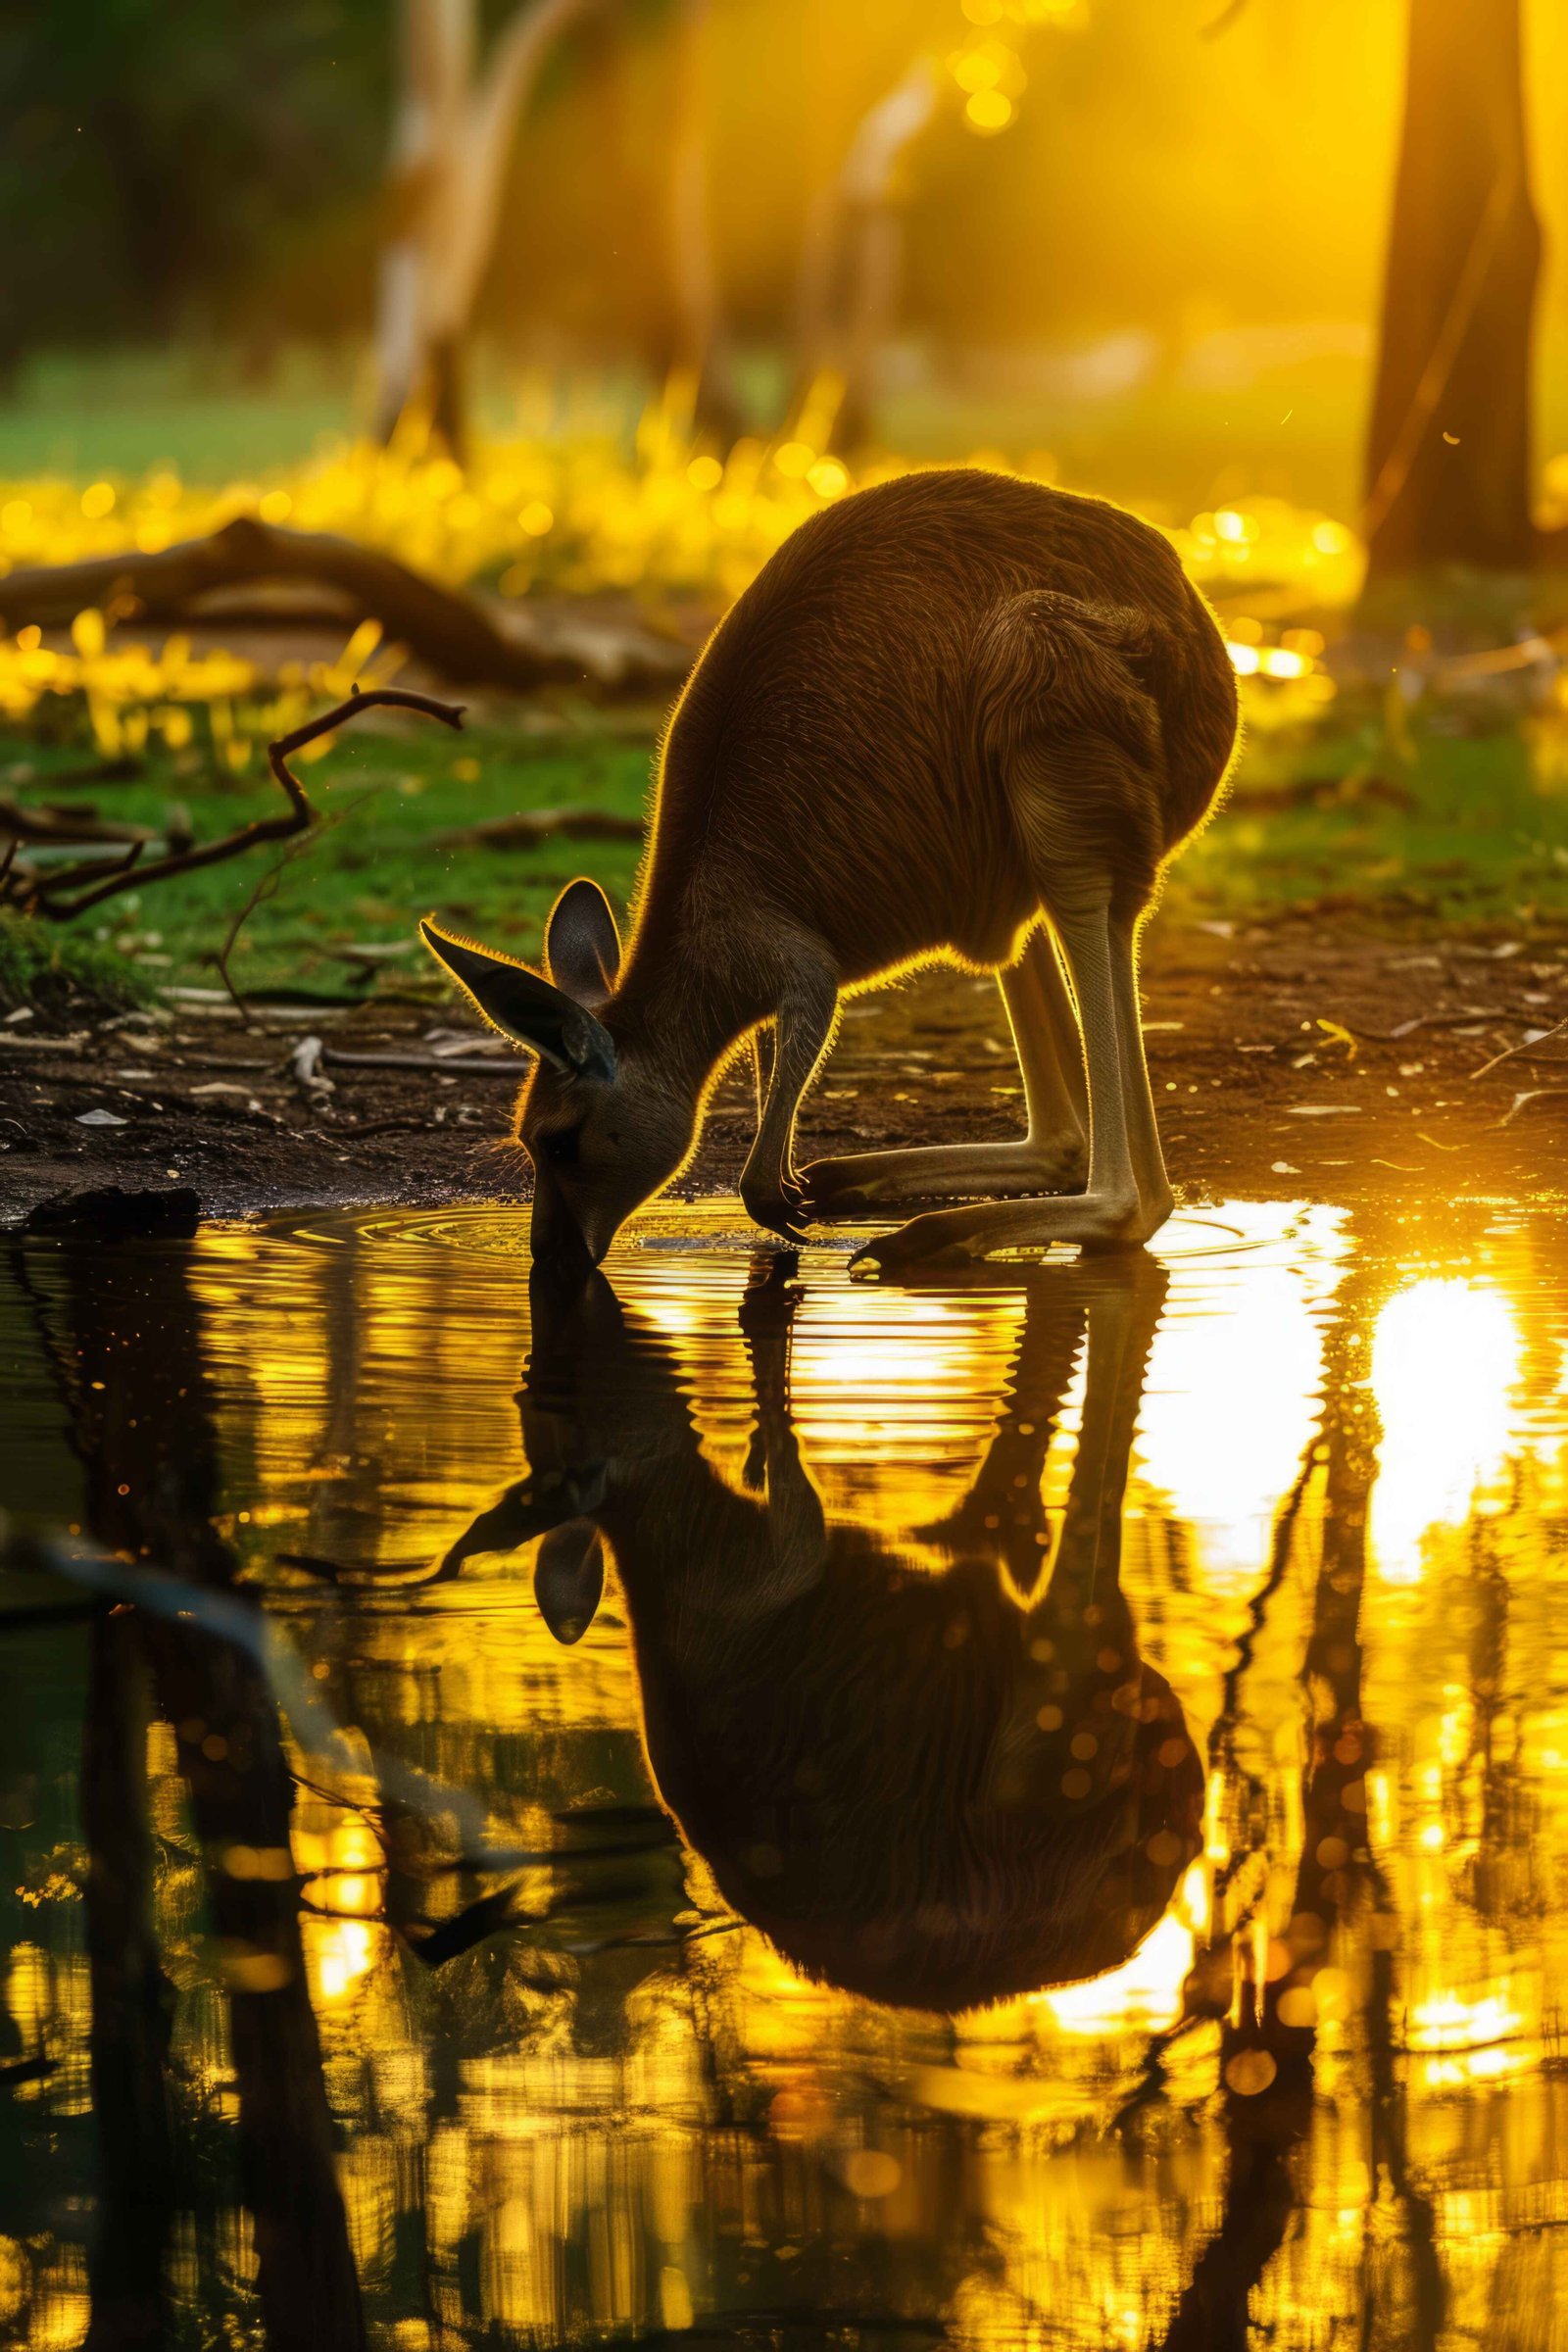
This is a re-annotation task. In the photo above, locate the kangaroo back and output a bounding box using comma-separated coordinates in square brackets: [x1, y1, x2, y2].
[640, 468, 1237, 980]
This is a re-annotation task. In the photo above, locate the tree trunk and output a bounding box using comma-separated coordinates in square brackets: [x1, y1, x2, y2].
[788, 58, 938, 456]
[659, 0, 744, 446]
[375, 0, 474, 451]
[81, 1617, 175, 2352]
[374, 0, 603, 463]
[1363, 0, 1542, 580]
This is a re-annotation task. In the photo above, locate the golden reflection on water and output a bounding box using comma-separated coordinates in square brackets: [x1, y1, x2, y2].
[6, 1199, 1568, 2345]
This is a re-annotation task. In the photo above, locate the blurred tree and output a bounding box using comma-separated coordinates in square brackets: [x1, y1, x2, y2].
[374, 0, 604, 456]
[1363, 0, 1541, 579]
[651, 0, 744, 444]
[790, 55, 939, 456]
[0, 1, 388, 379]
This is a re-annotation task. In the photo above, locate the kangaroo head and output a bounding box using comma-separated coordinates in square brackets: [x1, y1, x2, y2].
[420, 880, 695, 1267]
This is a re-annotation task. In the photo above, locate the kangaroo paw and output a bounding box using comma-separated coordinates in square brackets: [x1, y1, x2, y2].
[741, 1171, 811, 1243]
[849, 1213, 983, 1273]
[849, 1186, 1162, 1272]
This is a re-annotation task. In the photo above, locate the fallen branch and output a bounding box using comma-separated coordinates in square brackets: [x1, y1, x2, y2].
[321, 1045, 521, 1077]
[0, 514, 691, 695]
[4, 686, 465, 921]
[1470, 1012, 1568, 1081]
[0, 801, 161, 849]
[1496, 1087, 1568, 1126]
[1341, 1005, 1511, 1043]
[433, 806, 644, 851]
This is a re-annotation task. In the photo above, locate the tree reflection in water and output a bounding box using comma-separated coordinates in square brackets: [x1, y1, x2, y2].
[18, 1241, 366, 2352]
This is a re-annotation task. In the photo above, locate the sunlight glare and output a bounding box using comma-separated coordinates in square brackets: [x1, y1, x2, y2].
[1370, 1279, 1522, 1584]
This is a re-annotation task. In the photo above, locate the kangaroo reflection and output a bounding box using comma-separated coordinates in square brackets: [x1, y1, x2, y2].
[449, 1253, 1203, 2013]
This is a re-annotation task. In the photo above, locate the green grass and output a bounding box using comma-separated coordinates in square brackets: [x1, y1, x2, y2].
[0, 352, 357, 482]
[6, 357, 1568, 1014]
[0, 908, 152, 1012]
[1170, 699, 1568, 934]
[6, 688, 1568, 1013]
[4, 718, 654, 1003]
[18, 338, 1568, 522]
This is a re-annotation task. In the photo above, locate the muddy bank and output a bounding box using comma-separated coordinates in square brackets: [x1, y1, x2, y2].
[4, 917, 1567, 1228]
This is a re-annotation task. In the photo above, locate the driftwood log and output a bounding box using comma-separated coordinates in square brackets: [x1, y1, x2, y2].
[0, 514, 692, 695]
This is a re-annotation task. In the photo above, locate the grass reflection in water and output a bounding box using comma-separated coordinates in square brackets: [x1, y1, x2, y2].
[2, 1197, 1567, 2348]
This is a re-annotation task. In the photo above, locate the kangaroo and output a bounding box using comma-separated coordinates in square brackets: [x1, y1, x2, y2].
[420, 467, 1239, 1271]
[440, 1254, 1203, 2012]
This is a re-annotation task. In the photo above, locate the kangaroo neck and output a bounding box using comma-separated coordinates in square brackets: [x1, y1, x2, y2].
[608, 916, 768, 1090]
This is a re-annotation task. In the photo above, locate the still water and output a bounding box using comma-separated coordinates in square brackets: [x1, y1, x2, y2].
[1, 1197, 1565, 2350]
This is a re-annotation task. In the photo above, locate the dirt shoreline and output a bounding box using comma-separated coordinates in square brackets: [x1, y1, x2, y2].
[4, 917, 1566, 1230]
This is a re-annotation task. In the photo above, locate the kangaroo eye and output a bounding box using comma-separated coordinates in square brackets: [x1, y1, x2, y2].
[539, 1125, 581, 1167]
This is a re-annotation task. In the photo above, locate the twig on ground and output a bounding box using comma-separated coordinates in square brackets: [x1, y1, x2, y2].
[1329, 1005, 1519, 1044]
[1496, 1087, 1568, 1127]
[336, 1115, 438, 1137]
[214, 807, 354, 1026]
[0, 800, 160, 848]
[3, 685, 464, 921]
[2, 756, 145, 790]
[321, 1046, 522, 1077]
[1470, 1013, 1568, 1081]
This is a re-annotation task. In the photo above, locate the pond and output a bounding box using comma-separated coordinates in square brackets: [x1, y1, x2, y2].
[1, 1196, 1565, 2349]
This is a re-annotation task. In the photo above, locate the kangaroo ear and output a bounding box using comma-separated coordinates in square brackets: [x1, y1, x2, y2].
[546, 878, 621, 1008]
[534, 1520, 605, 1645]
[420, 919, 616, 1079]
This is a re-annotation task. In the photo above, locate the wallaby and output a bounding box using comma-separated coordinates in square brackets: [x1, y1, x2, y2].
[440, 1253, 1203, 2012]
[421, 467, 1239, 1270]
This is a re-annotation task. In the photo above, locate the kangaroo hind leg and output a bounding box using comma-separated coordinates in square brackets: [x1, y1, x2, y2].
[852, 593, 1175, 1269]
[852, 899, 1169, 1268]
[800, 924, 1087, 1214]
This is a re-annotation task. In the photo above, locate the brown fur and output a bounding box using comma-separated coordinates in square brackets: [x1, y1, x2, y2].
[622, 467, 1236, 1022]
[426, 467, 1239, 1263]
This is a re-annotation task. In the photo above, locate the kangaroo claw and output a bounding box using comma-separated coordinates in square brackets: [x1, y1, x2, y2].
[741, 1173, 811, 1243]
[849, 1214, 978, 1274]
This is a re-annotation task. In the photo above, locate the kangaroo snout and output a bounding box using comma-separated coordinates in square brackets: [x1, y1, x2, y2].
[530, 1162, 599, 1271]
